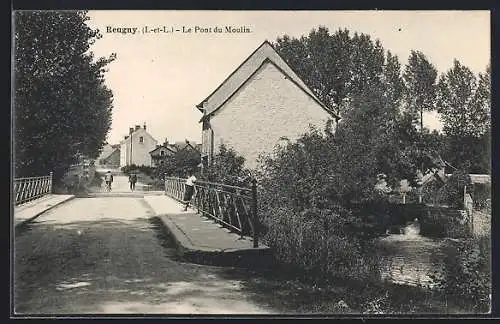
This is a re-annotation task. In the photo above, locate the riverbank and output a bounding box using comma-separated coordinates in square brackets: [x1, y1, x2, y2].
[215, 260, 480, 314]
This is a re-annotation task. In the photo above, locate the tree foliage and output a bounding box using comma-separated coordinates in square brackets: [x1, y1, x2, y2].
[402, 51, 438, 133]
[14, 11, 115, 180]
[437, 61, 491, 173]
[156, 148, 200, 178]
[203, 144, 251, 186]
[274, 27, 385, 117]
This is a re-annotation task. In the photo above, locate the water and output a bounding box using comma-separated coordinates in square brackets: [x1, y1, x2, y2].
[377, 221, 453, 289]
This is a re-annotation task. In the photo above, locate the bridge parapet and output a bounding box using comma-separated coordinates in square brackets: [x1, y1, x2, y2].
[164, 176, 260, 247]
[14, 172, 53, 206]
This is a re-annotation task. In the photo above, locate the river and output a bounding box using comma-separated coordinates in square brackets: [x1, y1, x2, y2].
[376, 221, 456, 289]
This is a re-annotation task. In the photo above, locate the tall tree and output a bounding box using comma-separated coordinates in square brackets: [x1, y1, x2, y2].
[274, 27, 385, 117]
[14, 11, 115, 180]
[382, 50, 405, 110]
[437, 61, 491, 173]
[403, 51, 438, 134]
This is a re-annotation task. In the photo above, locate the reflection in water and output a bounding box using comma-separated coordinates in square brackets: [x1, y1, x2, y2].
[378, 221, 451, 289]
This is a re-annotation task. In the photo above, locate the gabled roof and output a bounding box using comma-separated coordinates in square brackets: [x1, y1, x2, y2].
[149, 145, 176, 155]
[120, 127, 157, 145]
[196, 40, 339, 120]
[170, 141, 201, 154]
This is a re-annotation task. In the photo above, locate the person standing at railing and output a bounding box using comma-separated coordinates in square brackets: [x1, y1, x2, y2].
[182, 169, 197, 211]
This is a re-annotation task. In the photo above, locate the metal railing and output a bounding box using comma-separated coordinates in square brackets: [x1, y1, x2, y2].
[14, 172, 53, 206]
[165, 176, 259, 247]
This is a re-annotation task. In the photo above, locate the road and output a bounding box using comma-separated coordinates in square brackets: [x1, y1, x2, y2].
[14, 196, 283, 315]
[95, 174, 133, 193]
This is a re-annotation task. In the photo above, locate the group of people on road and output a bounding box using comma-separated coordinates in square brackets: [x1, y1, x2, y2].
[102, 171, 138, 192]
[102, 168, 197, 211]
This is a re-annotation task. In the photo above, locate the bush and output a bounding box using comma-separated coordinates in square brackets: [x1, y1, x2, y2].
[203, 144, 252, 186]
[155, 149, 200, 178]
[262, 205, 381, 285]
[430, 236, 491, 312]
[91, 171, 103, 187]
[419, 206, 471, 238]
[54, 174, 87, 194]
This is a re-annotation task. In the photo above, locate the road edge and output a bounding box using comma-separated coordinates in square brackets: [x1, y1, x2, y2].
[14, 195, 76, 228]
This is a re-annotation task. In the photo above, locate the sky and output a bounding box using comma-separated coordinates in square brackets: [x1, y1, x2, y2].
[85, 10, 491, 145]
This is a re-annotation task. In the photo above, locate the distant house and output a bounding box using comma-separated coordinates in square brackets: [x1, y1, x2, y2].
[149, 143, 176, 168]
[120, 123, 158, 167]
[170, 140, 200, 154]
[149, 139, 201, 168]
[196, 40, 340, 169]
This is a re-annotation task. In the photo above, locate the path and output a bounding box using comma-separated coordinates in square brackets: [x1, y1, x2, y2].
[144, 196, 270, 262]
[13, 196, 278, 314]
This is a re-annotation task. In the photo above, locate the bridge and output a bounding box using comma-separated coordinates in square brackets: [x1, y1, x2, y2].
[13, 171, 274, 314]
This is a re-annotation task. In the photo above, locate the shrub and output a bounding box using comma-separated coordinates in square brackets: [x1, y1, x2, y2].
[91, 171, 103, 187]
[419, 206, 471, 238]
[430, 236, 491, 312]
[262, 205, 381, 285]
[155, 149, 200, 178]
[203, 144, 252, 186]
[254, 127, 394, 285]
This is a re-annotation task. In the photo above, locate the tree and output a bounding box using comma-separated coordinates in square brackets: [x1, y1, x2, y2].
[403, 51, 438, 134]
[14, 11, 115, 181]
[437, 61, 491, 173]
[203, 144, 250, 186]
[382, 50, 405, 110]
[157, 147, 201, 178]
[274, 27, 385, 117]
[335, 86, 404, 202]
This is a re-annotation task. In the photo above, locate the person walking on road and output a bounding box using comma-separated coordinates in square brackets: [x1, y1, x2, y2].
[129, 172, 138, 191]
[104, 171, 114, 192]
[182, 169, 197, 211]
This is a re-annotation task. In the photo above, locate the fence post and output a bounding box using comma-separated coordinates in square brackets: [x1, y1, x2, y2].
[164, 173, 167, 194]
[251, 178, 258, 248]
[49, 171, 53, 194]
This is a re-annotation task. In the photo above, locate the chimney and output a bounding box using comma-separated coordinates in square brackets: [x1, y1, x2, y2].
[143, 122, 147, 131]
[129, 127, 134, 135]
[135, 125, 140, 131]
[164, 138, 169, 146]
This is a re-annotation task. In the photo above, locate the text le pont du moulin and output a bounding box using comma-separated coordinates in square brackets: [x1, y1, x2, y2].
[106, 25, 252, 35]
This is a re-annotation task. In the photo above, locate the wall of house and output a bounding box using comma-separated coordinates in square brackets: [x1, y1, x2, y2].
[120, 140, 129, 167]
[208, 61, 336, 169]
[151, 147, 172, 167]
[130, 128, 158, 167]
[120, 129, 158, 167]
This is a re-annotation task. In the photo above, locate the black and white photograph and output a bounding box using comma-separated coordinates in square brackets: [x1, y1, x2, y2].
[12, 10, 491, 315]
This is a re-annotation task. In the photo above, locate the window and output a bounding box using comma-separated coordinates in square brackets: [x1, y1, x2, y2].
[139, 136, 144, 143]
[160, 160, 164, 164]
[160, 150, 165, 156]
